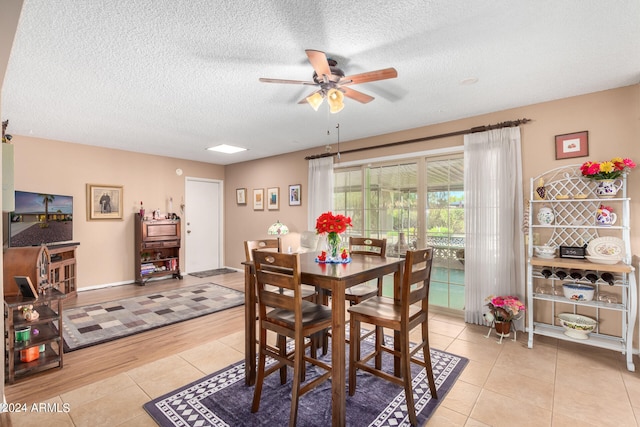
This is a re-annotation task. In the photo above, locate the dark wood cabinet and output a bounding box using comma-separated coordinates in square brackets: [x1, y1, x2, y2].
[3, 246, 50, 297]
[3, 243, 79, 298]
[4, 289, 65, 383]
[48, 243, 79, 297]
[134, 213, 182, 284]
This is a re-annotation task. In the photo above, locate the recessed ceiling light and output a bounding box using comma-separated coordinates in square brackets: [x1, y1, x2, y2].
[460, 77, 479, 85]
[207, 144, 247, 154]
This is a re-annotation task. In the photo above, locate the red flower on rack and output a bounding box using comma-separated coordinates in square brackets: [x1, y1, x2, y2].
[580, 157, 635, 180]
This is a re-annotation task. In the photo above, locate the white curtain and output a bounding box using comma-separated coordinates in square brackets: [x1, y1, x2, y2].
[307, 157, 334, 230]
[464, 127, 525, 328]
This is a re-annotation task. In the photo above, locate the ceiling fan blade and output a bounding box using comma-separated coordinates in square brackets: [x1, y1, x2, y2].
[305, 49, 331, 79]
[340, 67, 398, 86]
[341, 87, 374, 104]
[259, 77, 317, 86]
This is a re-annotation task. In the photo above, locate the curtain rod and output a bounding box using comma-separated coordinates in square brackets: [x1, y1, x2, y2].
[304, 118, 531, 160]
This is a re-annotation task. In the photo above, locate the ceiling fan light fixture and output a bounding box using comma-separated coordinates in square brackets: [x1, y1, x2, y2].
[327, 88, 344, 114]
[306, 92, 324, 111]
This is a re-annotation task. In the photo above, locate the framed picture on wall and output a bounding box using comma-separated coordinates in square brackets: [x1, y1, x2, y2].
[236, 188, 247, 205]
[87, 184, 124, 220]
[555, 131, 589, 160]
[289, 184, 301, 206]
[267, 187, 279, 210]
[253, 188, 264, 210]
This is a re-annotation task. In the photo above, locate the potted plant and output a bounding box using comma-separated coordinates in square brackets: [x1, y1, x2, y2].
[484, 295, 526, 335]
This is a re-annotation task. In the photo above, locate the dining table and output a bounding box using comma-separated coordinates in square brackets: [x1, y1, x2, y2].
[243, 251, 405, 427]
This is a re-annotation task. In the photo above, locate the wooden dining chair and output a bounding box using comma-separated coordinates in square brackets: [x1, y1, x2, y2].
[345, 237, 387, 305]
[348, 247, 437, 426]
[251, 251, 333, 427]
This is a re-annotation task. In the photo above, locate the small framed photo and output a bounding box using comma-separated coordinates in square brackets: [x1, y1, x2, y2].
[253, 188, 264, 210]
[87, 184, 123, 220]
[14, 276, 38, 299]
[289, 184, 301, 206]
[267, 187, 279, 210]
[555, 131, 589, 160]
[236, 188, 247, 205]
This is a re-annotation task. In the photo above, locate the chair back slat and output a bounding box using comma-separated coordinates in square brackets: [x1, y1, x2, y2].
[402, 248, 434, 309]
[244, 238, 281, 261]
[349, 237, 387, 257]
[254, 251, 301, 313]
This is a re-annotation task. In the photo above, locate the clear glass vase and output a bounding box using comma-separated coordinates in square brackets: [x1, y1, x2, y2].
[327, 232, 341, 261]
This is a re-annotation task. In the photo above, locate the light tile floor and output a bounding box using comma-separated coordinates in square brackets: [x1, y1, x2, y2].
[5, 312, 640, 426]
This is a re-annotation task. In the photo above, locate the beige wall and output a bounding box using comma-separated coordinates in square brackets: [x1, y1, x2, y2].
[9, 136, 224, 288]
[225, 84, 640, 269]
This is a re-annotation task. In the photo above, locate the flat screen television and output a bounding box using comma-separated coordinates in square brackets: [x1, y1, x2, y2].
[8, 190, 73, 247]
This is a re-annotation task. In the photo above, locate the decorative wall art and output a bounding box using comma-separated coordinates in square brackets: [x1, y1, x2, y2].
[555, 131, 589, 160]
[236, 188, 247, 205]
[253, 188, 264, 210]
[267, 187, 279, 210]
[87, 184, 123, 220]
[289, 184, 301, 206]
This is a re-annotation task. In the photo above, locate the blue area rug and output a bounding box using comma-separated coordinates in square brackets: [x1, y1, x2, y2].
[144, 334, 467, 426]
[60, 282, 244, 351]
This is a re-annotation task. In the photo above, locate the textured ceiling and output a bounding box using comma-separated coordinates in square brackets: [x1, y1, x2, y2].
[2, 0, 639, 165]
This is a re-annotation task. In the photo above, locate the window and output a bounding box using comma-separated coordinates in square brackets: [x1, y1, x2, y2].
[334, 154, 464, 311]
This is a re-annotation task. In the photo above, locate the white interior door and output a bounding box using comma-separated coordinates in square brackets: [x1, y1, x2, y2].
[185, 177, 223, 273]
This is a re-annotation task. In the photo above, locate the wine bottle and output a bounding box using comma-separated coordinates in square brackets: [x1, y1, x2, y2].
[541, 268, 552, 279]
[584, 271, 598, 283]
[555, 269, 567, 280]
[601, 272, 615, 286]
[569, 269, 583, 281]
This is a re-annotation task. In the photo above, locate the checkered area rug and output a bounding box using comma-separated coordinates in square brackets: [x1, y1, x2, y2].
[189, 268, 238, 278]
[144, 334, 468, 426]
[60, 283, 244, 351]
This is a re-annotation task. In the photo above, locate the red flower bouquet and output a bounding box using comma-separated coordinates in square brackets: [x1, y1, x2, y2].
[315, 211, 352, 262]
[580, 157, 635, 180]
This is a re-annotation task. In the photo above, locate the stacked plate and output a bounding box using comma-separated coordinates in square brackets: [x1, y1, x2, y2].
[586, 237, 624, 265]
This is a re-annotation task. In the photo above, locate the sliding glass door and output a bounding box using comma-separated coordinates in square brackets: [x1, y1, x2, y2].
[425, 156, 465, 310]
[334, 155, 464, 311]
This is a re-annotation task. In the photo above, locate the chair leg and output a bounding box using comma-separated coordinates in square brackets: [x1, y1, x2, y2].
[401, 331, 418, 426]
[278, 334, 287, 384]
[251, 331, 268, 413]
[374, 325, 384, 369]
[289, 334, 304, 427]
[422, 319, 438, 398]
[348, 317, 360, 396]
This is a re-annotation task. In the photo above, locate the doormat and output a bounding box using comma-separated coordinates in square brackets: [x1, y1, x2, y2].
[144, 335, 467, 426]
[59, 282, 244, 351]
[189, 268, 238, 278]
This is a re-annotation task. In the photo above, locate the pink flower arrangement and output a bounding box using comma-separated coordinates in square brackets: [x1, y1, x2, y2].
[486, 295, 526, 322]
[580, 157, 636, 180]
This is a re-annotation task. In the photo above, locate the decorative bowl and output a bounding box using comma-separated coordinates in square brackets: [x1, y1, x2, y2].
[557, 313, 597, 339]
[585, 255, 621, 265]
[562, 283, 595, 301]
[534, 245, 556, 257]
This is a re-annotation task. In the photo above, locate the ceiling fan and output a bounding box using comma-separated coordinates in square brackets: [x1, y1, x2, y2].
[259, 49, 398, 113]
